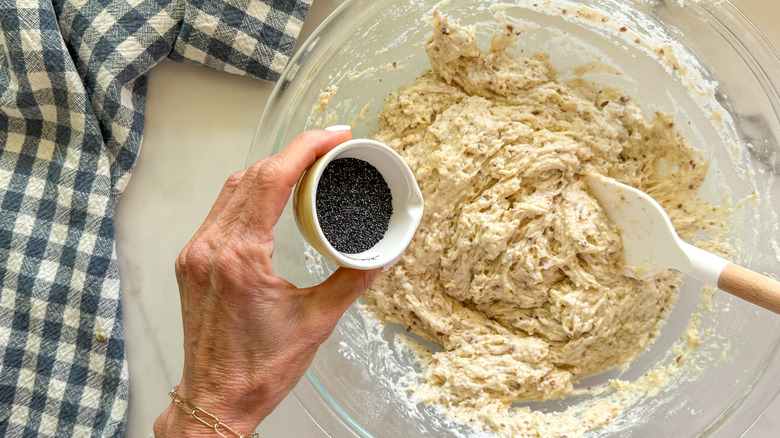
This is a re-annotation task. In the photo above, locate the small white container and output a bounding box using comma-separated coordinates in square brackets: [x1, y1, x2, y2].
[293, 138, 424, 270]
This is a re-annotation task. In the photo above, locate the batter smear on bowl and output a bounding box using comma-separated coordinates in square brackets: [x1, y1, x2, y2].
[363, 12, 715, 436]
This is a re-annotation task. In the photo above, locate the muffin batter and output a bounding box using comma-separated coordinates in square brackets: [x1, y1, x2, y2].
[363, 12, 711, 436]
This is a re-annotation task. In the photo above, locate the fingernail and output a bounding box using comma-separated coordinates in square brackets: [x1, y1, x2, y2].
[325, 124, 352, 132]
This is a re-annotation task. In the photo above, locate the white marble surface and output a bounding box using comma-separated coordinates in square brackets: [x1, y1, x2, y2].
[115, 0, 780, 436]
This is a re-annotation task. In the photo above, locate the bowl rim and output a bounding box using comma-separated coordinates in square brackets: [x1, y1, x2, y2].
[252, 0, 780, 436]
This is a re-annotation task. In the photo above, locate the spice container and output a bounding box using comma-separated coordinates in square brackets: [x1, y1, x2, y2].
[293, 137, 424, 270]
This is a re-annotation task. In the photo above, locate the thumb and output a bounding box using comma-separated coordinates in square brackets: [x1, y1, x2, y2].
[311, 267, 382, 317]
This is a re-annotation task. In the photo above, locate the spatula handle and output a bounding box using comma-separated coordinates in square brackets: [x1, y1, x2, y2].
[718, 263, 780, 314]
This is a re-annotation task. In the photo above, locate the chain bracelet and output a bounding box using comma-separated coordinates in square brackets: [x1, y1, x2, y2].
[168, 386, 259, 438]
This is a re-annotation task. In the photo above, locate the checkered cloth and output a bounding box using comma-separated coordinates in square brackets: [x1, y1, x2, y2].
[0, 0, 310, 435]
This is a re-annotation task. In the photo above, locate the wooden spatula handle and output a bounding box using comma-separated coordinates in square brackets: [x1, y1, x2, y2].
[718, 263, 780, 314]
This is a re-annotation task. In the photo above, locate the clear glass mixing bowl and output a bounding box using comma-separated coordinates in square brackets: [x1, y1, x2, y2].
[248, 0, 780, 436]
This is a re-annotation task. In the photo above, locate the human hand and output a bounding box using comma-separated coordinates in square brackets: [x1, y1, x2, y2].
[153, 129, 381, 437]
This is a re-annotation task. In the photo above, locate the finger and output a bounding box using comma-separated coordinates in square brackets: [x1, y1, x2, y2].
[195, 169, 247, 235]
[309, 267, 382, 317]
[244, 128, 352, 235]
[267, 128, 353, 189]
[203, 156, 277, 234]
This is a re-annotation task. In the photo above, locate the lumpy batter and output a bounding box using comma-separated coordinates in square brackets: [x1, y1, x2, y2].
[362, 12, 711, 436]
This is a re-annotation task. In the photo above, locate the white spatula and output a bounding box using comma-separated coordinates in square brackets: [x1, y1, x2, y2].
[584, 173, 780, 314]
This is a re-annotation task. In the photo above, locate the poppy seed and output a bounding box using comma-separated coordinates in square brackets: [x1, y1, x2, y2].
[316, 158, 393, 254]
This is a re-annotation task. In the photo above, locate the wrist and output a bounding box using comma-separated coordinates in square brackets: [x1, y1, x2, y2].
[154, 403, 216, 438]
[153, 384, 266, 438]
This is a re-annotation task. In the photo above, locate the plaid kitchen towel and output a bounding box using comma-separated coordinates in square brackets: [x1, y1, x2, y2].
[0, 0, 310, 435]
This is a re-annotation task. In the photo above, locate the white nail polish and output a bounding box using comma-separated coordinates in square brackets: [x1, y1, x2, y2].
[325, 124, 352, 132]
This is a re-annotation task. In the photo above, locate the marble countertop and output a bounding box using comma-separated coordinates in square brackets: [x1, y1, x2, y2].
[116, 0, 780, 436]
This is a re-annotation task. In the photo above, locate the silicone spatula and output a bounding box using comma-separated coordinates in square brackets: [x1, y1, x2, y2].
[584, 173, 780, 314]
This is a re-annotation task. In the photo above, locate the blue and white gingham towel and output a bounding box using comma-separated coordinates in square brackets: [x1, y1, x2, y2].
[0, 0, 310, 435]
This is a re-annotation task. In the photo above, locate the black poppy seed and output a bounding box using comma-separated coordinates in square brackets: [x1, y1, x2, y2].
[316, 157, 393, 254]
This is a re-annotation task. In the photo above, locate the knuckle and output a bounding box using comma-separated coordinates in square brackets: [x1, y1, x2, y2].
[256, 158, 284, 186]
[175, 239, 214, 278]
[244, 159, 266, 179]
[174, 251, 185, 274]
[224, 170, 245, 188]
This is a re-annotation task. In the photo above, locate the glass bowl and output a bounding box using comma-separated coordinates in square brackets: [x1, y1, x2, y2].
[248, 0, 780, 436]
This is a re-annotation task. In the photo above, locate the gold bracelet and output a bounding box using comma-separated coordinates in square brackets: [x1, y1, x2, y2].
[168, 386, 259, 438]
